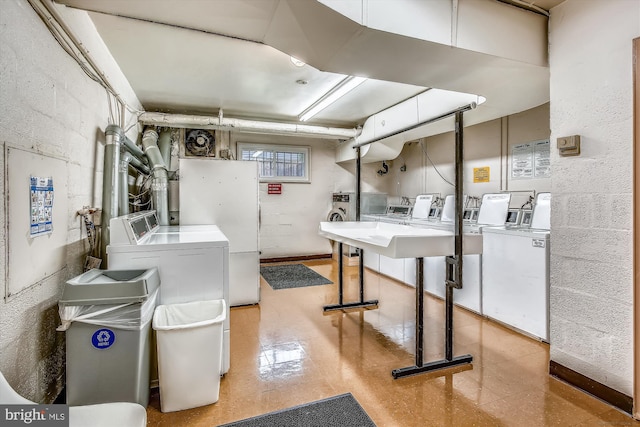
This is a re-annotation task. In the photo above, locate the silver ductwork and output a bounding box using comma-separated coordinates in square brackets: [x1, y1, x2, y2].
[119, 151, 131, 217]
[158, 129, 172, 168]
[101, 124, 124, 260]
[141, 128, 170, 226]
[139, 111, 359, 140]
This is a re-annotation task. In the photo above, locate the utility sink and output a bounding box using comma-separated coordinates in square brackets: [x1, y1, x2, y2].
[319, 221, 482, 259]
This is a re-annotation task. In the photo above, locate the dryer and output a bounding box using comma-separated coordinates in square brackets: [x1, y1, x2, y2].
[106, 210, 231, 374]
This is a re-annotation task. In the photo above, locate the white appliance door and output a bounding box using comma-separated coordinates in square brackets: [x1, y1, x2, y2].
[179, 159, 259, 253]
[482, 230, 549, 341]
[179, 159, 260, 306]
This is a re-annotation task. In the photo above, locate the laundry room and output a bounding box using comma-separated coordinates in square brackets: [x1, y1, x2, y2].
[1, 0, 639, 426]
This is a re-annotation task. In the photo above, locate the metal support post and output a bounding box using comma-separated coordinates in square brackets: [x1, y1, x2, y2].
[391, 110, 473, 378]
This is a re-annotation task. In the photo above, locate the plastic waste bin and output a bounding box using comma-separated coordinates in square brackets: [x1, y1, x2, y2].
[58, 268, 160, 407]
[152, 299, 227, 413]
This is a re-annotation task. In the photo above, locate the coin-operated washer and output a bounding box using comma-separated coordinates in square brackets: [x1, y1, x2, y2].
[481, 192, 551, 341]
[106, 210, 231, 374]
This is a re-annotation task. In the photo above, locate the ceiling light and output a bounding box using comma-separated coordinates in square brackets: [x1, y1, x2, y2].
[298, 76, 367, 122]
[290, 56, 306, 67]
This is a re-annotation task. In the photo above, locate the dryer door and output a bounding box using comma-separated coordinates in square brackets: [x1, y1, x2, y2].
[327, 208, 347, 222]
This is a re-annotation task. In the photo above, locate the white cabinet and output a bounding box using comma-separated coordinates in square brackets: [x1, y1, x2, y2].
[363, 250, 379, 271]
[379, 255, 405, 283]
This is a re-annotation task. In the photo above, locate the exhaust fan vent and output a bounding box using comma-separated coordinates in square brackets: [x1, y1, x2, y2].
[184, 129, 215, 157]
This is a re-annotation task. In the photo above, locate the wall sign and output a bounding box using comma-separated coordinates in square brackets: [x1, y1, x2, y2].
[30, 176, 54, 237]
[511, 140, 550, 179]
[268, 183, 282, 194]
[473, 167, 490, 183]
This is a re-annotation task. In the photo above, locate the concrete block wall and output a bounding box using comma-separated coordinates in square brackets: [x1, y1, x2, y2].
[549, 0, 639, 395]
[0, 0, 141, 402]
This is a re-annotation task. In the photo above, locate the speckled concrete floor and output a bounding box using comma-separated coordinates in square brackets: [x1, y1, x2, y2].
[147, 260, 639, 427]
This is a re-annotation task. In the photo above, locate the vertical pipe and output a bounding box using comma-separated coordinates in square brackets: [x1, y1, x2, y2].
[158, 129, 172, 168]
[101, 124, 124, 262]
[141, 128, 170, 226]
[119, 151, 131, 216]
[415, 257, 424, 367]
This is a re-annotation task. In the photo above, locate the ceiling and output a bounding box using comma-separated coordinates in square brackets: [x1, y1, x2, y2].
[54, 0, 565, 132]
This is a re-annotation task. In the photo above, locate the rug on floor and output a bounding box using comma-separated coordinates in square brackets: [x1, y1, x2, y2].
[260, 263, 333, 290]
[217, 393, 376, 427]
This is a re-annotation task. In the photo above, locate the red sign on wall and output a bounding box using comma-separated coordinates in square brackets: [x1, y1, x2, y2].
[267, 183, 282, 194]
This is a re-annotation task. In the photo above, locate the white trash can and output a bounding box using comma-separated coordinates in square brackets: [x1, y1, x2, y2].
[152, 299, 227, 413]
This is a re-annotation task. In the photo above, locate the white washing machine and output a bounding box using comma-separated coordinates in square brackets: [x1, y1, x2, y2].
[412, 193, 511, 315]
[327, 192, 387, 221]
[106, 211, 231, 374]
[481, 192, 551, 341]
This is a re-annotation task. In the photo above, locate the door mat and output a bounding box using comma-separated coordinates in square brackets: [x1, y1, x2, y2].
[218, 393, 376, 427]
[260, 264, 333, 290]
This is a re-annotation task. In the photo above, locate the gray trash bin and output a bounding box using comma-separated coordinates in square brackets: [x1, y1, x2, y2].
[58, 268, 160, 407]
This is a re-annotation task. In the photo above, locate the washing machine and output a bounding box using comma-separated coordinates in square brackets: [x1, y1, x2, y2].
[481, 192, 551, 341]
[106, 210, 231, 374]
[412, 193, 511, 314]
[327, 192, 387, 222]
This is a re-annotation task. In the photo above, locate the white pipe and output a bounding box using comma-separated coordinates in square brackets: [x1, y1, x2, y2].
[139, 111, 359, 140]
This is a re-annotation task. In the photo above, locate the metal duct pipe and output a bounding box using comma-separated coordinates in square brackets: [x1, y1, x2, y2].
[123, 135, 147, 163]
[119, 151, 131, 217]
[139, 111, 359, 140]
[128, 154, 150, 175]
[158, 129, 172, 168]
[100, 124, 124, 261]
[141, 128, 169, 226]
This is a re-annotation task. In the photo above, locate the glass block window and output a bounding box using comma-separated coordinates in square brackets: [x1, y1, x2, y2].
[238, 143, 310, 182]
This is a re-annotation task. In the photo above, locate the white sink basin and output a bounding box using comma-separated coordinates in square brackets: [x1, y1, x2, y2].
[319, 221, 483, 259]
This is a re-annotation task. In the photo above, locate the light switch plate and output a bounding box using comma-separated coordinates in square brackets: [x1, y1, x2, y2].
[557, 135, 580, 156]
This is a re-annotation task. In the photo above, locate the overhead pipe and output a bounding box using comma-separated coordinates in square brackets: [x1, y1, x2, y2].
[141, 128, 170, 226]
[101, 124, 124, 261]
[139, 111, 360, 140]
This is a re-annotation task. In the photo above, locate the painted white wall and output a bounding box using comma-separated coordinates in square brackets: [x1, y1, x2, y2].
[380, 103, 550, 207]
[549, 0, 639, 396]
[0, 0, 141, 402]
[228, 133, 379, 258]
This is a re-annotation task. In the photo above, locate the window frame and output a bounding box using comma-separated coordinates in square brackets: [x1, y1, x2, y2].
[237, 142, 311, 183]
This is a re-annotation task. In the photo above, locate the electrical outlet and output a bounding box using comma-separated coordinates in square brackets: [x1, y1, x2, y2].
[219, 149, 230, 159]
[557, 135, 580, 156]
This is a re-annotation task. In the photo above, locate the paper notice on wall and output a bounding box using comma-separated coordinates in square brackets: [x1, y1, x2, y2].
[511, 143, 533, 179]
[473, 167, 490, 183]
[534, 140, 550, 178]
[30, 176, 54, 237]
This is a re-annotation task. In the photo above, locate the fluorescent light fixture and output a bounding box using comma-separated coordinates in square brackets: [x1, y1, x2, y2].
[298, 76, 367, 122]
[290, 56, 306, 67]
